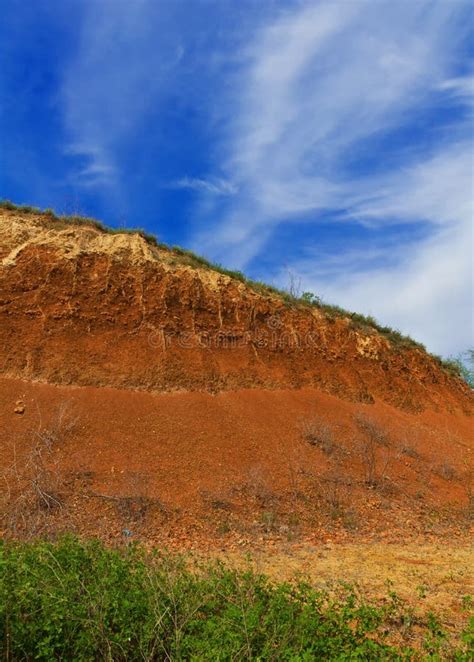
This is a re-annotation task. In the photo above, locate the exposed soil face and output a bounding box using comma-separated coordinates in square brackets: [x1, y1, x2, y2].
[1, 209, 472, 415]
[1, 376, 472, 548]
[0, 209, 472, 582]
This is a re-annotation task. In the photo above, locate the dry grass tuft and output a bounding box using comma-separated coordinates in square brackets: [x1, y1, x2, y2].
[300, 417, 339, 455]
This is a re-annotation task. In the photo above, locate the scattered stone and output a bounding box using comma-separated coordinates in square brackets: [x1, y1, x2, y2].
[14, 400, 25, 415]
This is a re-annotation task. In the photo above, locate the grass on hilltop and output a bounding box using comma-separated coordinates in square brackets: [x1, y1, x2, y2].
[0, 200, 465, 378]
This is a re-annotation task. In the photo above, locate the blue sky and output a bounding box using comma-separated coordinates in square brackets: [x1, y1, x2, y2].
[1, 0, 473, 356]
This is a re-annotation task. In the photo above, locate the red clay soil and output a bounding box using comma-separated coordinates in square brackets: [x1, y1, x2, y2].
[1, 376, 472, 549]
[1, 209, 472, 415]
[0, 209, 472, 548]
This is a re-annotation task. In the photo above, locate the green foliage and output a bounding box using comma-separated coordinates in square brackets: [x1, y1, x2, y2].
[0, 200, 17, 211]
[444, 350, 474, 387]
[301, 291, 322, 306]
[58, 214, 108, 232]
[1, 538, 472, 660]
[0, 199, 41, 214]
[440, 358, 465, 380]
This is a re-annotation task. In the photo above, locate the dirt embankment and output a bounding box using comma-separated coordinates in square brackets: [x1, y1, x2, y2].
[0, 209, 472, 415]
[1, 376, 473, 547]
[1, 209, 472, 575]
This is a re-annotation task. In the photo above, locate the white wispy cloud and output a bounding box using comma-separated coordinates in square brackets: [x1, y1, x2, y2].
[196, 1, 471, 256]
[58, 0, 473, 354]
[189, 1, 473, 354]
[169, 177, 238, 195]
[64, 143, 116, 186]
[61, 0, 184, 190]
[282, 143, 473, 355]
[438, 73, 474, 102]
[346, 142, 473, 228]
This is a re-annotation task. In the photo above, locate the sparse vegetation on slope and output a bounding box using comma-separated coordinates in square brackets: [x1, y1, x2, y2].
[444, 351, 474, 388]
[0, 199, 465, 378]
[1, 537, 472, 660]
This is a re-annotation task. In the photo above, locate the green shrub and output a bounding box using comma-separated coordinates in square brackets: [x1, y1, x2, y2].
[0, 200, 40, 214]
[0, 200, 16, 210]
[301, 291, 322, 306]
[1, 537, 472, 660]
[442, 351, 474, 386]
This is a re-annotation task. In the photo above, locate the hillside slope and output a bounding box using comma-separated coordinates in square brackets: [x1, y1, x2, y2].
[1, 375, 473, 546]
[0, 208, 472, 414]
[0, 207, 472, 547]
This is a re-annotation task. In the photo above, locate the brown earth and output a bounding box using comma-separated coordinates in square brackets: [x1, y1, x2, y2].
[0, 208, 472, 624]
[1, 374, 472, 546]
[1, 209, 472, 414]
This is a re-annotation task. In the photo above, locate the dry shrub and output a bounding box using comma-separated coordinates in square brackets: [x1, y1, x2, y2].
[1, 441, 64, 535]
[317, 455, 357, 528]
[358, 435, 378, 487]
[34, 401, 79, 450]
[300, 417, 338, 455]
[1, 401, 79, 535]
[433, 463, 458, 482]
[355, 414, 391, 448]
[91, 473, 167, 526]
[400, 444, 421, 460]
[201, 489, 233, 511]
[260, 510, 278, 533]
[239, 466, 275, 506]
[354, 414, 400, 489]
[115, 495, 154, 523]
[89, 491, 167, 526]
[398, 427, 423, 461]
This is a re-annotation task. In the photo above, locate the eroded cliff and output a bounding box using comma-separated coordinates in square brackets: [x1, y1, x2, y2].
[0, 208, 472, 414]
